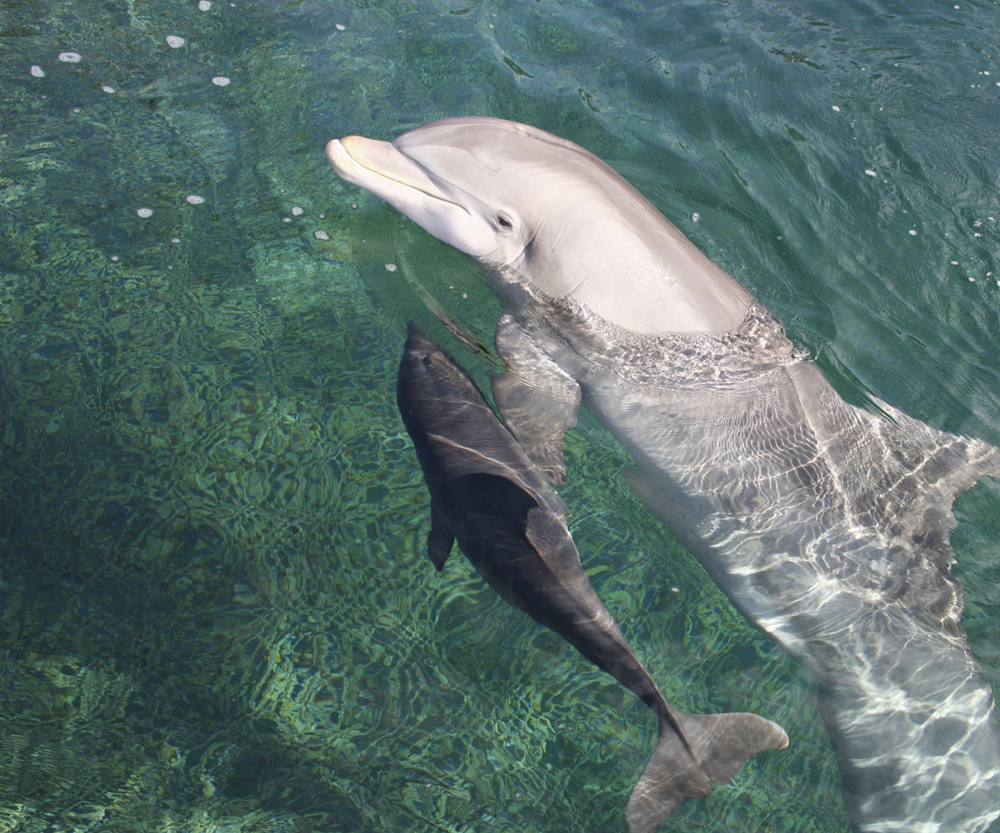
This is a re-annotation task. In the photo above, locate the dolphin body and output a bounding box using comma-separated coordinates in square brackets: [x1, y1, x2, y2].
[328, 117, 1000, 832]
[396, 322, 789, 833]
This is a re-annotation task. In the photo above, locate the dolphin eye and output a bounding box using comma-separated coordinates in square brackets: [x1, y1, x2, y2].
[495, 214, 513, 231]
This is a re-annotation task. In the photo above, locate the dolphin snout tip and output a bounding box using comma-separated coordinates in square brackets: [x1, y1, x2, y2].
[324, 138, 350, 171]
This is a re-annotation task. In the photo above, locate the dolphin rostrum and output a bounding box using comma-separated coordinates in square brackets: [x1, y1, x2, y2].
[328, 117, 1000, 832]
[396, 322, 789, 833]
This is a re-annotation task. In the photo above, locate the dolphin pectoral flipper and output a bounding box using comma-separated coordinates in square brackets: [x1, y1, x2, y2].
[493, 313, 581, 484]
[626, 709, 790, 833]
[427, 502, 455, 571]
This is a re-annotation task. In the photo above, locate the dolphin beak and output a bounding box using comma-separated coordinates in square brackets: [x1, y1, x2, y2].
[325, 136, 456, 207]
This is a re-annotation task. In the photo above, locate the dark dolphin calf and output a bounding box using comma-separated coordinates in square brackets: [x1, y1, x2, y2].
[396, 322, 789, 833]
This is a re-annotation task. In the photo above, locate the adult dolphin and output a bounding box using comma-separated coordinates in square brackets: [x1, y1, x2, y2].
[326, 117, 1000, 833]
[396, 322, 788, 833]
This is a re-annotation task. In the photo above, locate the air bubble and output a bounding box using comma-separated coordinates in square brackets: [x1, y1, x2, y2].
[385, 263, 397, 272]
[102, 85, 116, 94]
[30, 65, 45, 77]
[336, 23, 346, 30]
[166, 35, 185, 48]
[59, 52, 82, 62]
[314, 230, 329, 240]
[292, 206, 303, 216]
[186, 195, 205, 204]
[212, 76, 230, 86]
[137, 208, 153, 218]
[199, 0, 212, 8]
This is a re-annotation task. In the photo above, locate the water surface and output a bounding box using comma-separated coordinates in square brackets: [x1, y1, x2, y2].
[1, 0, 998, 831]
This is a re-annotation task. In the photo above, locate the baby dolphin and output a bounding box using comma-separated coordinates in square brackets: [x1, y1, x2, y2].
[396, 322, 788, 833]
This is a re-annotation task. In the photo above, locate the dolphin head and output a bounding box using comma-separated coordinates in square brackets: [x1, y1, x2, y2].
[397, 321, 479, 417]
[327, 117, 750, 334]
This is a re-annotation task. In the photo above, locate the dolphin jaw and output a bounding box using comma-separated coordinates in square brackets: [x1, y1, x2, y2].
[326, 136, 462, 211]
[328, 136, 518, 259]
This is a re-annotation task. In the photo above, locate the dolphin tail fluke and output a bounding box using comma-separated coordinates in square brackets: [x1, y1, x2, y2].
[624, 710, 789, 833]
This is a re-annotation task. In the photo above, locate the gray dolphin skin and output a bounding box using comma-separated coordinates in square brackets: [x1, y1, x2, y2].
[328, 117, 1000, 832]
[396, 322, 789, 833]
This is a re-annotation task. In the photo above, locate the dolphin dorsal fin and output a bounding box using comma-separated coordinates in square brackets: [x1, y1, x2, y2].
[786, 362, 1000, 627]
[524, 507, 581, 571]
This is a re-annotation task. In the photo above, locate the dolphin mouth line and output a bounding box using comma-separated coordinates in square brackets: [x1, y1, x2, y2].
[326, 138, 466, 214]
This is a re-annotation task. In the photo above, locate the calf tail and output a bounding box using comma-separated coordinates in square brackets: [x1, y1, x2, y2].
[625, 708, 789, 833]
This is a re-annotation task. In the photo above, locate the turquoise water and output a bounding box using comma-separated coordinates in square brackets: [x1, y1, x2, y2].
[1, 0, 998, 831]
